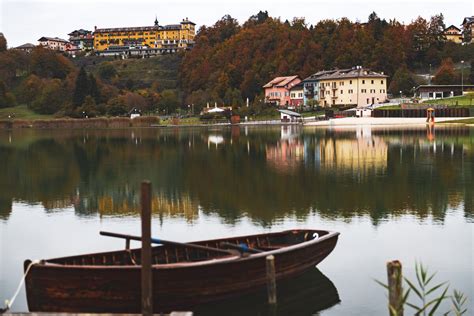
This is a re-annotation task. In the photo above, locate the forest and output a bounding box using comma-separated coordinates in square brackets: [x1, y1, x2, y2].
[0, 11, 473, 117]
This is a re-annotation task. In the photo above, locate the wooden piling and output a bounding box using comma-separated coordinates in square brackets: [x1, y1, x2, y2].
[141, 181, 153, 316]
[266, 255, 277, 305]
[387, 260, 403, 316]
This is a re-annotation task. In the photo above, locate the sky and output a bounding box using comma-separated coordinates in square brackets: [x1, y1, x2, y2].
[0, 0, 472, 47]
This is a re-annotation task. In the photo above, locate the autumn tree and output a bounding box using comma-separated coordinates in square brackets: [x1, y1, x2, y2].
[16, 75, 44, 107]
[31, 79, 66, 114]
[0, 80, 16, 108]
[30, 46, 73, 79]
[433, 58, 457, 85]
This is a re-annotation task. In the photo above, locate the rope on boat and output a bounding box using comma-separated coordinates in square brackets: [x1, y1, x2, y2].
[0, 260, 40, 314]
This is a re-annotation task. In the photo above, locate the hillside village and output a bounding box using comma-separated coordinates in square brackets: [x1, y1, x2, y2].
[0, 12, 473, 119]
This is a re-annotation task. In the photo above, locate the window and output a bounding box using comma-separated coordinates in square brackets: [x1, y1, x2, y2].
[298, 93, 303, 98]
[361, 89, 367, 93]
[381, 80, 384, 84]
[340, 90, 343, 94]
[291, 93, 295, 98]
[350, 80, 352, 84]
[362, 80, 365, 84]
[371, 80, 374, 84]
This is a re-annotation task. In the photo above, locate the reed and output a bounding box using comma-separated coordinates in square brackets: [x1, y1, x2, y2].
[376, 261, 468, 316]
[108, 117, 131, 128]
[131, 116, 160, 127]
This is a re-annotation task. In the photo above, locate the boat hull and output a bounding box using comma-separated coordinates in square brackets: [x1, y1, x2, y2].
[24, 230, 339, 312]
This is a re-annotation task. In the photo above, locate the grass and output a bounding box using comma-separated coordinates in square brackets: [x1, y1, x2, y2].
[87, 55, 181, 91]
[422, 94, 474, 107]
[160, 117, 201, 125]
[0, 105, 53, 120]
[439, 118, 474, 124]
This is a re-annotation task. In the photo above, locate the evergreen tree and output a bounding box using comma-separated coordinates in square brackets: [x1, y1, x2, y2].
[88, 73, 100, 102]
[73, 67, 90, 107]
[0, 34, 7, 52]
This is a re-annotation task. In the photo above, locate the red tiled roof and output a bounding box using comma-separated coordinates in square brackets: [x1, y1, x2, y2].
[263, 75, 300, 88]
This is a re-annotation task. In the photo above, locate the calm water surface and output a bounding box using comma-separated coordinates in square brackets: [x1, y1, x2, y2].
[0, 125, 473, 315]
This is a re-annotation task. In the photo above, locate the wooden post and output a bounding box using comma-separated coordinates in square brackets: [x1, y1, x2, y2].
[387, 260, 403, 316]
[266, 255, 277, 305]
[141, 181, 153, 315]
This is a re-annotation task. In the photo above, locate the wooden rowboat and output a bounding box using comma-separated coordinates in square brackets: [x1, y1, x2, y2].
[24, 229, 339, 313]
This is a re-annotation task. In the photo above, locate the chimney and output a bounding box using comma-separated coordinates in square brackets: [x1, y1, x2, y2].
[94, 26, 97, 31]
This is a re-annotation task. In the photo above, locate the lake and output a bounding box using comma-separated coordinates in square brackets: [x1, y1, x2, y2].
[0, 125, 472, 315]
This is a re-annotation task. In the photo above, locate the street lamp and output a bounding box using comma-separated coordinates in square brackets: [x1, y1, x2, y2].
[461, 60, 464, 95]
[400, 90, 403, 98]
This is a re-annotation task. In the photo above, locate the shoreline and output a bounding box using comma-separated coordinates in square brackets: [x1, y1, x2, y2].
[304, 117, 473, 126]
[0, 116, 473, 130]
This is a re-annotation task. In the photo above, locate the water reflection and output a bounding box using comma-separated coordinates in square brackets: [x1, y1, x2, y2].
[0, 126, 472, 224]
[195, 267, 340, 315]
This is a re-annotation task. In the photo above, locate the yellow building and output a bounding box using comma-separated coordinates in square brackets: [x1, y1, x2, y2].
[444, 25, 463, 44]
[316, 67, 388, 107]
[93, 17, 195, 54]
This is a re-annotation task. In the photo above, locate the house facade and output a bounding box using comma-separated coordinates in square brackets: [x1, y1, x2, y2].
[462, 16, 474, 43]
[302, 67, 387, 108]
[263, 75, 301, 106]
[68, 29, 94, 51]
[444, 25, 463, 44]
[93, 17, 195, 54]
[14, 43, 36, 53]
[289, 82, 304, 107]
[38, 37, 69, 51]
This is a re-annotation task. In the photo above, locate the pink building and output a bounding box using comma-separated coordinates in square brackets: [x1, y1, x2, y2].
[263, 75, 301, 107]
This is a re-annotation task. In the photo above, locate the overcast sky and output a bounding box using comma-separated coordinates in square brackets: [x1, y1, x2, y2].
[0, 0, 472, 47]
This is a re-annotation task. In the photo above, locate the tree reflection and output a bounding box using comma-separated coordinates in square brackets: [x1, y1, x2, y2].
[0, 126, 472, 224]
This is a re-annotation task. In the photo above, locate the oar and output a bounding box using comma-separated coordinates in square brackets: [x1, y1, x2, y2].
[100, 231, 235, 255]
[220, 242, 264, 254]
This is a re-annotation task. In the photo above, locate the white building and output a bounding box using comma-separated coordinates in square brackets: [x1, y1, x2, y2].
[38, 37, 69, 51]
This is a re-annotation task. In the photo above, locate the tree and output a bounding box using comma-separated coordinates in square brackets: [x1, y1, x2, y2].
[106, 96, 128, 116]
[97, 62, 117, 80]
[88, 74, 100, 102]
[30, 46, 73, 79]
[73, 67, 90, 107]
[433, 58, 457, 85]
[468, 60, 474, 85]
[31, 79, 65, 114]
[388, 66, 417, 95]
[16, 74, 44, 107]
[0, 80, 16, 108]
[427, 13, 446, 47]
[0, 34, 7, 52]
[157, 89, 179, 114]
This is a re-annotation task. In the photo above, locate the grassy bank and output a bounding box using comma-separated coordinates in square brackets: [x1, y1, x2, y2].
[0, 116, 160, 129]
[0, 105, 53, 120]
[423, 94, 474, 107]
[439, 118, 474, 124]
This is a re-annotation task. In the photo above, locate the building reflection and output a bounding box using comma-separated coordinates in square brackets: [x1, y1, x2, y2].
[0, 126, 472, 224]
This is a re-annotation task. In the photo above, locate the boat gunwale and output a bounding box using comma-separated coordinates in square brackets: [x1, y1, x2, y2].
[27, 229, 339, 270]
